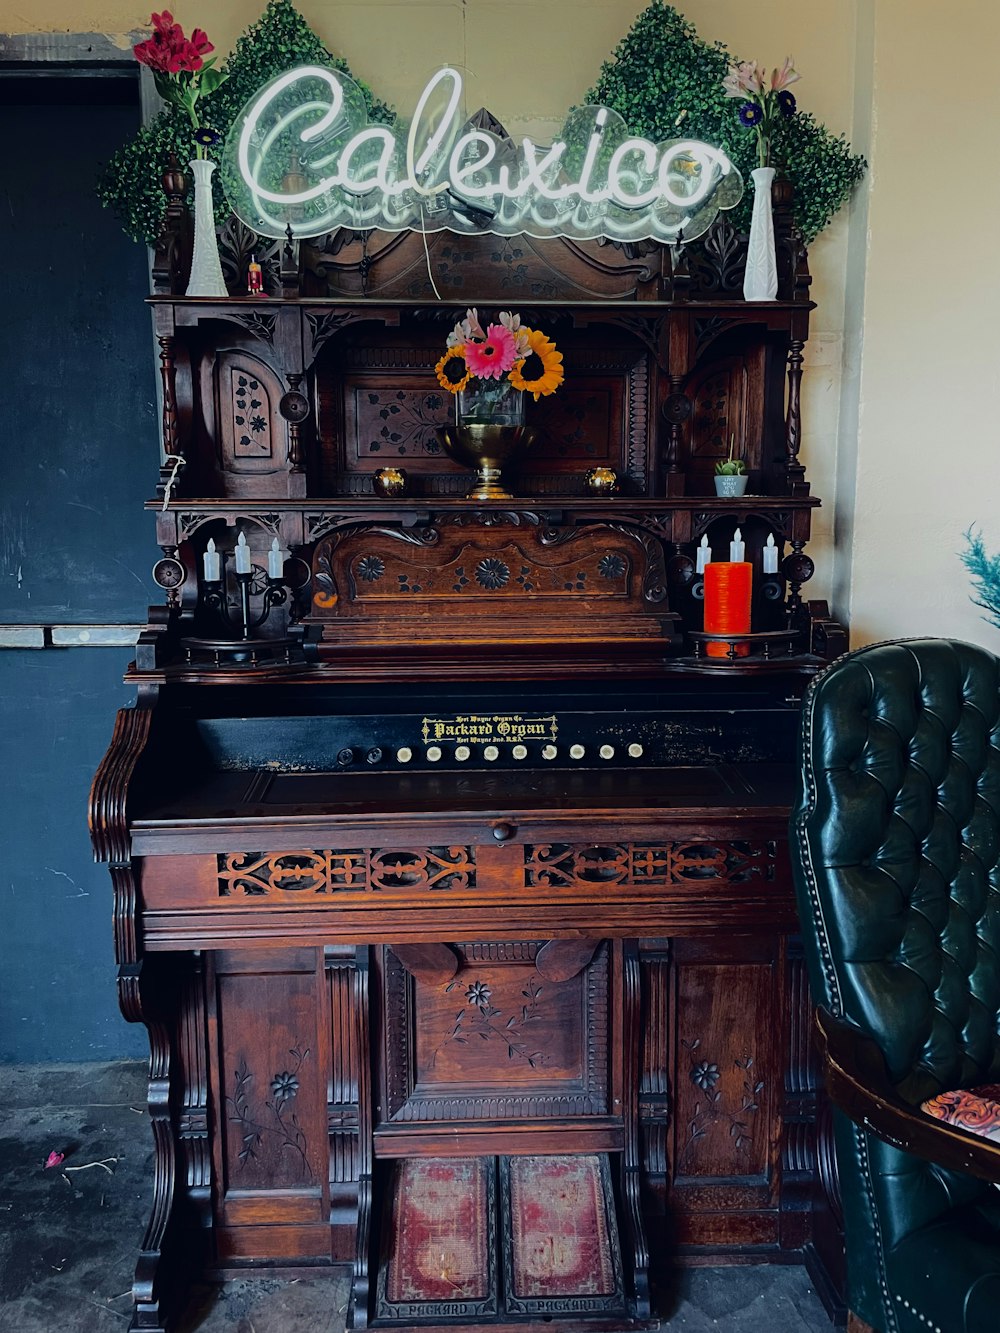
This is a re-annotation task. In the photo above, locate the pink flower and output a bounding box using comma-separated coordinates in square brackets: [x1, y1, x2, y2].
[168, 40, 205, 73]
[722, 60, 765, 99]
[771, 57, 800, 92]
[189, 28, 214, 58]
[44, 1151, 65, 1169]
[133, 12, 213, 74]
[465, 325, 517, 379]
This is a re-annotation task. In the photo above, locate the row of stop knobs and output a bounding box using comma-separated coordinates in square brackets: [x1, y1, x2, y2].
[335, 742, 645, 766]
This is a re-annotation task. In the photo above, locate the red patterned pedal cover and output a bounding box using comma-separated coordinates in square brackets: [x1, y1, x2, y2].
[502, 1154, 626, 1316]
[376, 1157, 498, 1322]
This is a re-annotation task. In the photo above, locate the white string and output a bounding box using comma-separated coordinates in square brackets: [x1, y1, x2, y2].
[161, 454, 185, 511]
[419, 205, 442, 300]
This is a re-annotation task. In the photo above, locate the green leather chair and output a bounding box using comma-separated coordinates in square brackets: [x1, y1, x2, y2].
[791, 639, 1000, 1333]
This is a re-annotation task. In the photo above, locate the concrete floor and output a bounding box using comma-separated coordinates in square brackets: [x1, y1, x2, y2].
[0, 1062, 836, 1332]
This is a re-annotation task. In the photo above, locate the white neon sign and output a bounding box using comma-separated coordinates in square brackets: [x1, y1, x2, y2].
[222, 65, 743, 244]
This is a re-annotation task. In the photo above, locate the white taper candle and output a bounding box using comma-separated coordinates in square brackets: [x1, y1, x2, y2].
[203, 537, 220, 581]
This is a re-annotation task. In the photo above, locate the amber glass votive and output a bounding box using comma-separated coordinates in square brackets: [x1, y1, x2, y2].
[703, 562, 752, 658]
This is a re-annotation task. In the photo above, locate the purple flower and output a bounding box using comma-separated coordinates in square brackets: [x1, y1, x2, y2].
[777, 90, 797, 117]
[738, 102, 763, 128]
[193, 126, 220, 146]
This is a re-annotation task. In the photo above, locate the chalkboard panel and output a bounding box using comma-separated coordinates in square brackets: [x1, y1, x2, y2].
[1, 94, 159, 622]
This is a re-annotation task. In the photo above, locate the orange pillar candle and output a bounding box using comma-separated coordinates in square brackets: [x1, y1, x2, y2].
[703, 562, 752, 657]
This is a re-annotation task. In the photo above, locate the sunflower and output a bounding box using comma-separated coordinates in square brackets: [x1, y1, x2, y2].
[508, 328, 564, 400]
[435, 346, 471, 394]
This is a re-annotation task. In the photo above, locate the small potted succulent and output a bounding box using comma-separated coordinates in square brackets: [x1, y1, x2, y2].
[714, 438, 749, 497]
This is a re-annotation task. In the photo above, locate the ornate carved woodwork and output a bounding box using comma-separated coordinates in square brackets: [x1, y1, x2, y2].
[93, 177, 846, 1333]
[378, 941, 612, 1123]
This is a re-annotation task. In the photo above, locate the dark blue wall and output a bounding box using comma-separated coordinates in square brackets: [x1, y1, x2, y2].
[0, 650, 146, 1061]
[1, 87, 158, 1061]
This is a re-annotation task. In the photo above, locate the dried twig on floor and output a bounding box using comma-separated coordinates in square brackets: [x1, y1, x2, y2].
[63, 1157, 118, 1176]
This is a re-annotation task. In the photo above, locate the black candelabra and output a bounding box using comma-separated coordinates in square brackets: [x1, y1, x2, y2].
[201, 534, 288, 641]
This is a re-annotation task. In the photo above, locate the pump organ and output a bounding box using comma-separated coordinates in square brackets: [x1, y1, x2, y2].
[92, 165, 847, 1332]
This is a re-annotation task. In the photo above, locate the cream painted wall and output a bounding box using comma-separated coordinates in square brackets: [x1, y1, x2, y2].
[11, 2, 991, 649]
[846, 0, 1000, 648]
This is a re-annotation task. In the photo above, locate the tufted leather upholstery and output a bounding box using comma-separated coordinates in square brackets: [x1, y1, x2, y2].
[791, 639, 1000, 1333]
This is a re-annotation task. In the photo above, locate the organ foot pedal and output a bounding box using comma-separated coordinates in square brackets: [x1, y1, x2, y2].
[365, 1154, 654, 1331]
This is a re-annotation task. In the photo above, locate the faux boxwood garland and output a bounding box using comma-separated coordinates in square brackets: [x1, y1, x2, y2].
[98, 0, 864, 249]
[585, 1, 866, 243]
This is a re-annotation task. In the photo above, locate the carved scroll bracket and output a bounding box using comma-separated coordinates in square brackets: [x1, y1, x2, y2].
[691, 509, 793, 541]
[176, 511, 284, 543]
[305, 307, 402, 369]
[220, 308, 278, 348]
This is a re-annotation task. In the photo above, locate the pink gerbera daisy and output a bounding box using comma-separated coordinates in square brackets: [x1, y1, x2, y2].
[464, 324, 517, 379]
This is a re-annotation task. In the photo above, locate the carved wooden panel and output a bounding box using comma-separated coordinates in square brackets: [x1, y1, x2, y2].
[217, 847, 477, 896]
[666, 937, 785, 1250]
[687, 355, 750, 487]
[206, 949, 330, 1254]
[300, 227, 663, 302]
[308, 518, 677, 655]
[378, 941, 610, 1122]
[318, 333, 649, 495]
[524, 842, 779, 889]
[672, 962, 774, 1183]
[207, 348, 286, 492]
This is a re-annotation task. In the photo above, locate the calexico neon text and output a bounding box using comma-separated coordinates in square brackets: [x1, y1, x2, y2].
[227, 65, 743, 243]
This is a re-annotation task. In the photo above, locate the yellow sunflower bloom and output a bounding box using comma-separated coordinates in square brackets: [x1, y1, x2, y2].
[508, 328, 564, 400]
[435, 346, 471, 394]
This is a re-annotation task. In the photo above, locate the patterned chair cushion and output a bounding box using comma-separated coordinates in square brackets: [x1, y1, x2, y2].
[922, 1085, 1000, 1143]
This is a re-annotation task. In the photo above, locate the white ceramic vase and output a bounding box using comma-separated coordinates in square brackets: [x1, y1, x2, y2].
[186, 158, 228, 298]
[743, 166, 778, 302]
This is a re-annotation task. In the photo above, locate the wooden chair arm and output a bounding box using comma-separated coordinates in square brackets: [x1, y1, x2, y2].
[816, 1006, 1000, 1183]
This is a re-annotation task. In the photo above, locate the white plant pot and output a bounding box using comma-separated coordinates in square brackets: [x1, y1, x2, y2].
[714, 474, 749, 497]
[186, 158, 228, 298]
[743, 166, 778, 302]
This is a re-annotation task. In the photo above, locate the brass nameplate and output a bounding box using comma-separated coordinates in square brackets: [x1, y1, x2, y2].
[421, 714, 558, 745]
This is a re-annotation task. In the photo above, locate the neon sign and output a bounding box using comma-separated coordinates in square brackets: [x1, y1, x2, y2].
[222, 65, 743, 244]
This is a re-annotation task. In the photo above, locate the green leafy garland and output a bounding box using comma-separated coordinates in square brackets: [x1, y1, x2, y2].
[585, 1, 866, 242]
[97, 0, 393, 245]
[100, 0, 864, 249]
[961, 529, 1000, 633]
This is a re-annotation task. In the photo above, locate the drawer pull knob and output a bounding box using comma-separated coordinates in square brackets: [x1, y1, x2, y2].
[492, 821, 516, 842]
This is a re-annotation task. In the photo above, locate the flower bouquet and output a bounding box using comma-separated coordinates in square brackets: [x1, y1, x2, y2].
[436, 309, 564, 425]
[722, 58, 799, 302]
[722, 57, 799, 169]
[434, 310, 563, 500]
[133, 11, 226, 157]
[132, 11, 229, 296]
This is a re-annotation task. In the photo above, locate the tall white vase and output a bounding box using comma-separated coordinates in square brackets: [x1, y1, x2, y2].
[186, 158, 228, 298]
[743, 166, 778, 302]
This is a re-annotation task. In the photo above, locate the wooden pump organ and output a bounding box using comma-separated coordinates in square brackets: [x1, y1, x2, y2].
[92, 168, 848, 1332]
